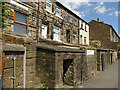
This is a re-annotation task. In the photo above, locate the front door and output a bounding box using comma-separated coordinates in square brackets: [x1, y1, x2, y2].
[101, 54, 104, 71]
[41, 24, 47, 38]
[66, 30, 70, 43]
[111, 53, 113, 64]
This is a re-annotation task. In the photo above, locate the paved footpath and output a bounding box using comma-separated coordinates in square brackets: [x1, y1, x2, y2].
[75, 60, 118, 88]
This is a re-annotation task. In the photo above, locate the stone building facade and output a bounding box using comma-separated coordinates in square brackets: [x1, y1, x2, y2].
[89, 19, 120, 50]
[3, 0, 89, 45]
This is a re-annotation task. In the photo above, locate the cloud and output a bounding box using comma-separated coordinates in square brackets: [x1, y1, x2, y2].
[94, 5, 115, 14]
[96, 2, 104, 6]
[57, 0, 91, 17]
[81, 12, 85, 17]
[114, 11, 119, 16]
[108, 13, 113, 16]
[108, 8, 114, 11]
[94, 6, 107, 14]
[99, 2, 104, 5]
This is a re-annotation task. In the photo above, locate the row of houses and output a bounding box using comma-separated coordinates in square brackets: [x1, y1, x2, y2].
[0, 0, 120, 88]
[3, 0, 89, 45]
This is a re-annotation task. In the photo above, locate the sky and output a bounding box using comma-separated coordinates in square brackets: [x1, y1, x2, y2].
[57, 0, 119, 34]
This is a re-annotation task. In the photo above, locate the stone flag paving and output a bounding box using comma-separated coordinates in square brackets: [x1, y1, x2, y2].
[76, 60, 118, 88]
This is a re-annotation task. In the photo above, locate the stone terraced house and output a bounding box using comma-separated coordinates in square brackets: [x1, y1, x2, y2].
[0, 0, 118, 88]
[89, 19, 120, 50]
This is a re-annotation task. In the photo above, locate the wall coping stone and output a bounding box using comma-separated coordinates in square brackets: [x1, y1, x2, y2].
[2, 33, 36, 44]
[36, 43, 85, 53]
[3, 44, 25, 52]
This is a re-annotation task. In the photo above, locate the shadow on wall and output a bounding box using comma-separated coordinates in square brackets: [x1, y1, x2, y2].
[36, 48, 55, 88]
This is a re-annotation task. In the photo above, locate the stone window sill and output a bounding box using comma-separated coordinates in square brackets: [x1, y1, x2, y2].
[53, 39, 62, 42]
[55, 14, 63, 19]
[45, 9, 53, 14]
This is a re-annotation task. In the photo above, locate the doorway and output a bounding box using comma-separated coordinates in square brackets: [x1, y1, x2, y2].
[101, 54, 104, 71]
[63, 59, 74, 85]
[111, 53, 113, 64]
[66, 30, 70, 43]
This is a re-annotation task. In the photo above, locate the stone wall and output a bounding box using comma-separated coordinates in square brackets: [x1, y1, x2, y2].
[55, 52, 86, 87]
[85, 49, 97, 79]
[2, 34, 42, 88]
[36, 48, 55, 88]
[97, 50, 110, 71]
[3, 51, 24, 88]
[89, 20, 111, 49]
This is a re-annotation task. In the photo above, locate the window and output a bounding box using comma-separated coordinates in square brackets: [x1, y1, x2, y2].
[53, 26, 61, 41]
[14, 11, 28, 35]
[66, 30, 70, 43]
[56, 6, 61, 16]
[74, 18, 77, 26]
[68, 14, 72, 23]
[81, 21, 83, 29]
[84, 37, 86, 44]
[80, 35, 82, 44]
[73, 34, 76, 44]
[41, 24, 47, 38]
[85, 25, 87, 31]
[46, 0, 52, 12]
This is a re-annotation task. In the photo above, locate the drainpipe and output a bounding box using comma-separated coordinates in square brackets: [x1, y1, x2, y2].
[23, 47, 26, 89]
[36, 2, 40, 43]
[13, 57, 16, 89]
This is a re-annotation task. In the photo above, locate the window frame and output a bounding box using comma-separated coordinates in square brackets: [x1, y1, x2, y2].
[81, 21, 83, 29]
[73, 34, 76, 44]
[84, 37, 87, 44]
[85, 24, 87, 31]
[68, 14, 72, 23]
[53, 26, 61, 42]
[41, 24, 48, 38]
[74, 18, 77, 26]
[13, 11, 29, 36]
[46, 0, 52, 12]
[80, 35, 83, 44]
[56, 5, 61, 16]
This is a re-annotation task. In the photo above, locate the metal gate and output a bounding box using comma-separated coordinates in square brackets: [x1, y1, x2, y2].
[101, 54, 104, 71]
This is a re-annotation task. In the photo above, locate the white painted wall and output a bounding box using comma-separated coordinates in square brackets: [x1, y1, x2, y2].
[79, 20, 89, 45]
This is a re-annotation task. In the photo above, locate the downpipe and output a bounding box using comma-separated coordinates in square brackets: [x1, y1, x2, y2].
[23, 47, 26, 89]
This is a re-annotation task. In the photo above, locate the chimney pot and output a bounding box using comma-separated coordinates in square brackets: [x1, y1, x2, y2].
[97, 18, 99, 22]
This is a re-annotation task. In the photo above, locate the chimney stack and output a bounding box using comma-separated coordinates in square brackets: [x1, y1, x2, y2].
[97, 18, 99, 22]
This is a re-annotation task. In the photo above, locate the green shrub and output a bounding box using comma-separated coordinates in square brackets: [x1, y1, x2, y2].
[0, 2, 9, 28]
[118, 44, 120, 51]
[91, 40, 101, 48]
[41, 83, 48, 90]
